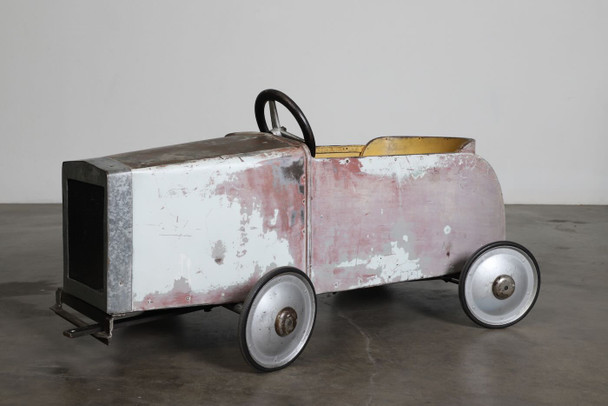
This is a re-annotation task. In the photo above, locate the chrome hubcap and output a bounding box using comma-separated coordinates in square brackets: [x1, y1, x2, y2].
[245, 272, 316, 369]
[463, 246, 539, 326]
[493, 275, 515, 299]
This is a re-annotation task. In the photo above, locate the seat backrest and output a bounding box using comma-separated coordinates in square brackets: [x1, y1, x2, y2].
[361, 137, 475, 157]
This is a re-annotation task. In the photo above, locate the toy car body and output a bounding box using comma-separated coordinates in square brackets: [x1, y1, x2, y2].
[53, 90, 540, 371]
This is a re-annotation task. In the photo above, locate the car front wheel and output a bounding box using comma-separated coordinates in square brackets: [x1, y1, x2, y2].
[239, 267, 317, 371]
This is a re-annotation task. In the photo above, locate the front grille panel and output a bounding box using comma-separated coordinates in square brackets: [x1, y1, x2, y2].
[67, 179, 105, 291]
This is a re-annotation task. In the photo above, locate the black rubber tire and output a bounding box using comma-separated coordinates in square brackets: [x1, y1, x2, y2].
[254, 89, 316, 157]
[238, 267, 317, 372]
[459, 241, 541, 329]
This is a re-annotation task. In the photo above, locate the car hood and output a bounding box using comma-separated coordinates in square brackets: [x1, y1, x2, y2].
[106, 132, 298, 170]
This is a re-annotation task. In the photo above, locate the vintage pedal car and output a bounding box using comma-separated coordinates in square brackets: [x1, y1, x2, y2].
[52, 89, 541, 371]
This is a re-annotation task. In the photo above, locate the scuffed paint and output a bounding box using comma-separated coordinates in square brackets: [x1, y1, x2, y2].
[63, 124, 512, 328]
[358, 154, 454, 181]
[309, 152, 505, 294]
[76, 131, 505, 311]
[131, 145, 307, 310]
[138, 271, 265, 310]
[331, 241, 423, 289]
[212, 241, 226, 264]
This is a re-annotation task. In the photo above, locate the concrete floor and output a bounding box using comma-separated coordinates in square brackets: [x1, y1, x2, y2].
[0, 205, 606, 405]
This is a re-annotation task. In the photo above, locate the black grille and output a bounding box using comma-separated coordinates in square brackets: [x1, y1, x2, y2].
[67, 179, 105, 291]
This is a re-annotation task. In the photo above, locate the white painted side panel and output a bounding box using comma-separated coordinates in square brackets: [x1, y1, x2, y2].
[130, 151, 306, 310]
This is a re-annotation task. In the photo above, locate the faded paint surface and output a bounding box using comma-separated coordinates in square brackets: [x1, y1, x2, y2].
[130, 145, 307, 310]
[111, 132, 289, 169]
[309, 153, 505, 294]
[63, 131, 507, 314]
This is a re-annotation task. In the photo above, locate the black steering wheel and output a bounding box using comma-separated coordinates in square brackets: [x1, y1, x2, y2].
[255, 89, 316, 157]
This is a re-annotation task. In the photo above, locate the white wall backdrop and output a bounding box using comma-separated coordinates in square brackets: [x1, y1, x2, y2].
[1, 1, 607, 203]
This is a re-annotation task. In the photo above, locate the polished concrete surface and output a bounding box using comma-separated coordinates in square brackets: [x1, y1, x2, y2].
[0, 204, 606, 405]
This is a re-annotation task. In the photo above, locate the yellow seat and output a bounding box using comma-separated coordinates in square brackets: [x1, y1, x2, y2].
[314, 136, 474, 158]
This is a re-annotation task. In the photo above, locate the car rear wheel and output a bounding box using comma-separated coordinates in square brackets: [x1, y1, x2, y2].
[459, 241, 540, 328]
[239, 267, 317, 371]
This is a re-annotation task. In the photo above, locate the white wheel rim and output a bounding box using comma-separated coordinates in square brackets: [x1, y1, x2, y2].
[245, 273, 315, 369]
[464, 246, 539, 326]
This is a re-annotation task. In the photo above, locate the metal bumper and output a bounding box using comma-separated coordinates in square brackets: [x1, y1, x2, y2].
[51, 288, 208, 345]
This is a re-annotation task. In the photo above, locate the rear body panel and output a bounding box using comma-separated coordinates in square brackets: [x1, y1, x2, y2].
[308, 153, 505, 294]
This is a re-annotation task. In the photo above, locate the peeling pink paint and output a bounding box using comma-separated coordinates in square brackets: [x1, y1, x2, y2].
[135, 267, 266, 310]
[129, 134, 505, 311]
[309, 153, 505, 294]
[131, 144, 308, 311]
[209, 151, 308, 272]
